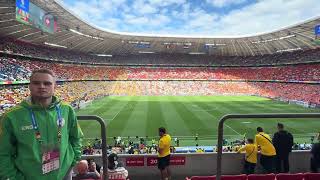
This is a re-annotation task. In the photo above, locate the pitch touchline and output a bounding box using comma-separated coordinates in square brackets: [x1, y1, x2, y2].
[224, 124, 242, 135]
[184, 97, 242, 136]
[205, 113, 242, 135]
[109, 103, 129, 122]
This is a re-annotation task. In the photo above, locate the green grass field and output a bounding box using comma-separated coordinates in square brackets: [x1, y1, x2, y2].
[76, 96, 320, 146]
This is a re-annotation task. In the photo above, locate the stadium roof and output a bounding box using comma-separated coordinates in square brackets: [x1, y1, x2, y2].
[0, 0, 319, 56]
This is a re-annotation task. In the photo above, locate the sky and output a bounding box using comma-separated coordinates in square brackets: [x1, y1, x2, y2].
[60, 0, 320, 37]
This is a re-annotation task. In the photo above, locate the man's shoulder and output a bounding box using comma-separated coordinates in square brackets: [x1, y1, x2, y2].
[313, 143, 320, 148]
[2, 105, 25, 118]
[279, 131, 293, 138]
[163, 134, 171, 142]
[59, 102, 76, 115]
[247, 144, 256, 147]
[312, 143, 320, 154]
[60, 102, 73, 109]
[287, 131, 293, 137]
[273, 132, 280, 136]
[75, 172, 99, 179]
[262, 133, 271, 138]
[109, 167, 127, 173]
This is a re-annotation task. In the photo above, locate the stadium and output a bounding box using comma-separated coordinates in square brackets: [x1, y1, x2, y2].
[0, 0, 320, 179]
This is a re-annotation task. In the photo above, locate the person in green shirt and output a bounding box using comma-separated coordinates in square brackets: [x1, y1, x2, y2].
[0, 69, 83, 180]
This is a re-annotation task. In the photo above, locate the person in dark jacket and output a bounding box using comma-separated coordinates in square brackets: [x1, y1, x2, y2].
[311, 133, 320, 172]
[272, 123, 294, 173]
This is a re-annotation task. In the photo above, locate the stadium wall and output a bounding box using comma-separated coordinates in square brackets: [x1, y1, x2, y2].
[83, 151, 311, 179]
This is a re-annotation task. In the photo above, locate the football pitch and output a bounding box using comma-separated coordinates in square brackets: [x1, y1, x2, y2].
[76, 96, 320, 146]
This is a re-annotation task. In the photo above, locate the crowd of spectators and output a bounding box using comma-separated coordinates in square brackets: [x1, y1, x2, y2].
[0, 81, 111, 114]
[125, 65, 320, 82]
[0, 57, 113, 81]
[0, 57, 31, 81]
[92, 81, 320, 105]
[1, 56, 319, 82]
[73, 156, 129, 180]
[1, 80, 319, 114]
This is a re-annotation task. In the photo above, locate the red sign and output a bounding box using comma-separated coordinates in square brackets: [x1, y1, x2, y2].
[147, 157, 158, 166]
[147, 156, 186, 166]
[125, 157, 145, 166]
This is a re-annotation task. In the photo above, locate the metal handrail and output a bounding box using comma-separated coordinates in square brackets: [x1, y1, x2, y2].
[77, 115, 108, 180]
[216, 113, 320, 180]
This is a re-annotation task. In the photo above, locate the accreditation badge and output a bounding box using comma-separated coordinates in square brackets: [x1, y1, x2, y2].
[42, 147, 60, 174]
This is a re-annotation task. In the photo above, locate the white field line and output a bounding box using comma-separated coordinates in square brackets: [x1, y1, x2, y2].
[186, 100, 242, 136]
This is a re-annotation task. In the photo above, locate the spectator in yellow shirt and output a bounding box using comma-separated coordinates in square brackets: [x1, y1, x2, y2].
[237, 138, 257, 174]
[255, 127, 276, 173]
[158, 127, 171, 180]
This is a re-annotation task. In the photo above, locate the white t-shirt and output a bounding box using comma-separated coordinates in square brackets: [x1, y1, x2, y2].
[100, 166, 128, 180]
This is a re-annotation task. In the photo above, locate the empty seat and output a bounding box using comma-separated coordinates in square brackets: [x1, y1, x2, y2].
[276, 173, 304, 180]
[304, 173, 320, 180]
[220, 174, 247, 180]
[190, 174, 247, 180]
[190, 176, 215, 180]
[247, 174, 275, 180]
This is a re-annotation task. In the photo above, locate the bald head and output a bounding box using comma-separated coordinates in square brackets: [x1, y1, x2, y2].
[77, 160, 88, 175]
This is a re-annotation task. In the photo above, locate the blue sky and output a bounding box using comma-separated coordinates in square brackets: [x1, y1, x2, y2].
[60, 0, 320, 37]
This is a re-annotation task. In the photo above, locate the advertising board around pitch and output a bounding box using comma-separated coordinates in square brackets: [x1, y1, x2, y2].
[125, 157, 145, 166]
[147, 156, 186, 166]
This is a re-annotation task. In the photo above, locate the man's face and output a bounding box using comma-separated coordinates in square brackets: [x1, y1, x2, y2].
[29, 73, 56, 99]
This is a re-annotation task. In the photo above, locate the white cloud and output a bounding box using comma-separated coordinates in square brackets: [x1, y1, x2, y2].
[122, 4, 131, 13]
[62, 0, 320, 36]
[109, 0, 127, 7]
[67, 2, 100, 19]
[160, 8, 169, 15]
[149, 14, 171, 26]
[171, 3, 191, 21]
[123, 13, 170, 27]
[206, 0, 247, 8]
[212, 0, 320, 36]
[187, 9, 218, 29]
[148, 0, 186, 7]
[97, 18, 122, 30]
[126, 16, 149, 25]
[140, 4, 158, 14]
[132, 0, 158, 14]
